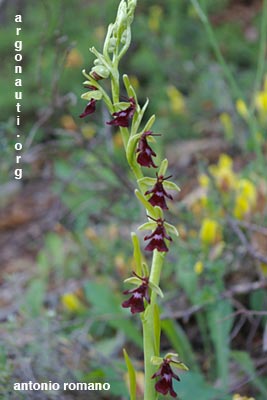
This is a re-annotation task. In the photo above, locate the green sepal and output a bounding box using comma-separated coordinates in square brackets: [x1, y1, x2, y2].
[124, 277, 141, 286]
[138, 221, 156, 231]
[158, 159, 168, 176]
[149, 282, 164, 298]
[138, 177, 156, 187]
[123, 348, 137, 400]
[138, 176, 156, 193]
[170, 360, 189, 371]
[131, 233, 142, 276]
[165, 222, 179, 237]
[164, 352, 189, 371]
[153, 304, 161, 356]
[143, 114, 156, 133]
[163, 181, 180, 192]
[135, 189, 155, 215]
[113, 101, 132, 111]
[165, 352, 179, 359]
[81, 90, 103, 101]
[151, 356, 163, 366]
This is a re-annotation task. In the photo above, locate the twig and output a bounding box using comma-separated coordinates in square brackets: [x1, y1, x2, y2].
[227, 216, 267, 264]
[235, 220, 267, 237]
[162, 279, 267, 321]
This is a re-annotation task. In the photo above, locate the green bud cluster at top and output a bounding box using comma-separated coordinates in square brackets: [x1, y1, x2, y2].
[79, 1, 188, 399]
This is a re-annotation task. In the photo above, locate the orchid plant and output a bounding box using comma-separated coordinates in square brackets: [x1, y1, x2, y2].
[79, 1, 188, 398]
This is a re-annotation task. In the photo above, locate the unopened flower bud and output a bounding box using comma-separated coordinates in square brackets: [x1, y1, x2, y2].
[90, 65, 110, 80]
[121, 30, 127, 44]
[108, 37, 117, 52]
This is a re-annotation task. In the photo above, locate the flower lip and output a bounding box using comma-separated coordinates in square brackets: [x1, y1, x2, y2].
[152, 358, 180, 398]
[136, 131, 161, 168]
[106, 97, 136, 127]
[79, 99, 97, 118]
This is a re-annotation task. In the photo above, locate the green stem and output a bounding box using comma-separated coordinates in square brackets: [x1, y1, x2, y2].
[142, 250, 165, 400]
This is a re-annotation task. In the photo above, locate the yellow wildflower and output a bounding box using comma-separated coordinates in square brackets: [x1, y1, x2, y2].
[194, 261, 204, 275]
[166, 85, 186, 115]
[199, 218, 221, 245]
[199, 174, 209, 188]
[232, 394, 255, 400]
[209, 154, 236, 192]
[260, 262, 267, 277]
[255, 91, 267, 113]
[65, 48, 83, 68]
[233, 194, 250, 219]
[220, 112, 233, 141]
[148, 5, 163, 33]
[218, 153, 233, 169]
[237, 179, 257, 207]
[61, 293, 85, 313]
[233, 179, 257, 219]
[60, 115, 77, 131]
[236, 99, 249, 119]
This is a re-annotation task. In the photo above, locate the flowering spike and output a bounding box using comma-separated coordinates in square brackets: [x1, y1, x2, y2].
[144, 217, 172, 252]
[107, 97, 136, 127]
[136, 131, 160, 168]
[145, 173, 173, 210]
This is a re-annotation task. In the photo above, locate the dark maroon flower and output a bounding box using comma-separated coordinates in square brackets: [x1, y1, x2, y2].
[122, 272, 150, 314]
[145, 173, 173, 210]
[152, 358, 180, 398]
[136, 131, 160, 168]
[79, 99, 96, 118]
[144, 217, 172, 252]
[107, 97, 136, 127]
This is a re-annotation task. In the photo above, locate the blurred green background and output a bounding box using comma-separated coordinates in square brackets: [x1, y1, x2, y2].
[0, 0, 267, 399]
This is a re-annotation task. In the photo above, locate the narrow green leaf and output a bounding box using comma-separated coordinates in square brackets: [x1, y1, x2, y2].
[206, 300, 233, 387]
[231, 351, 267, 397]
[123, 349, 137, 400]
